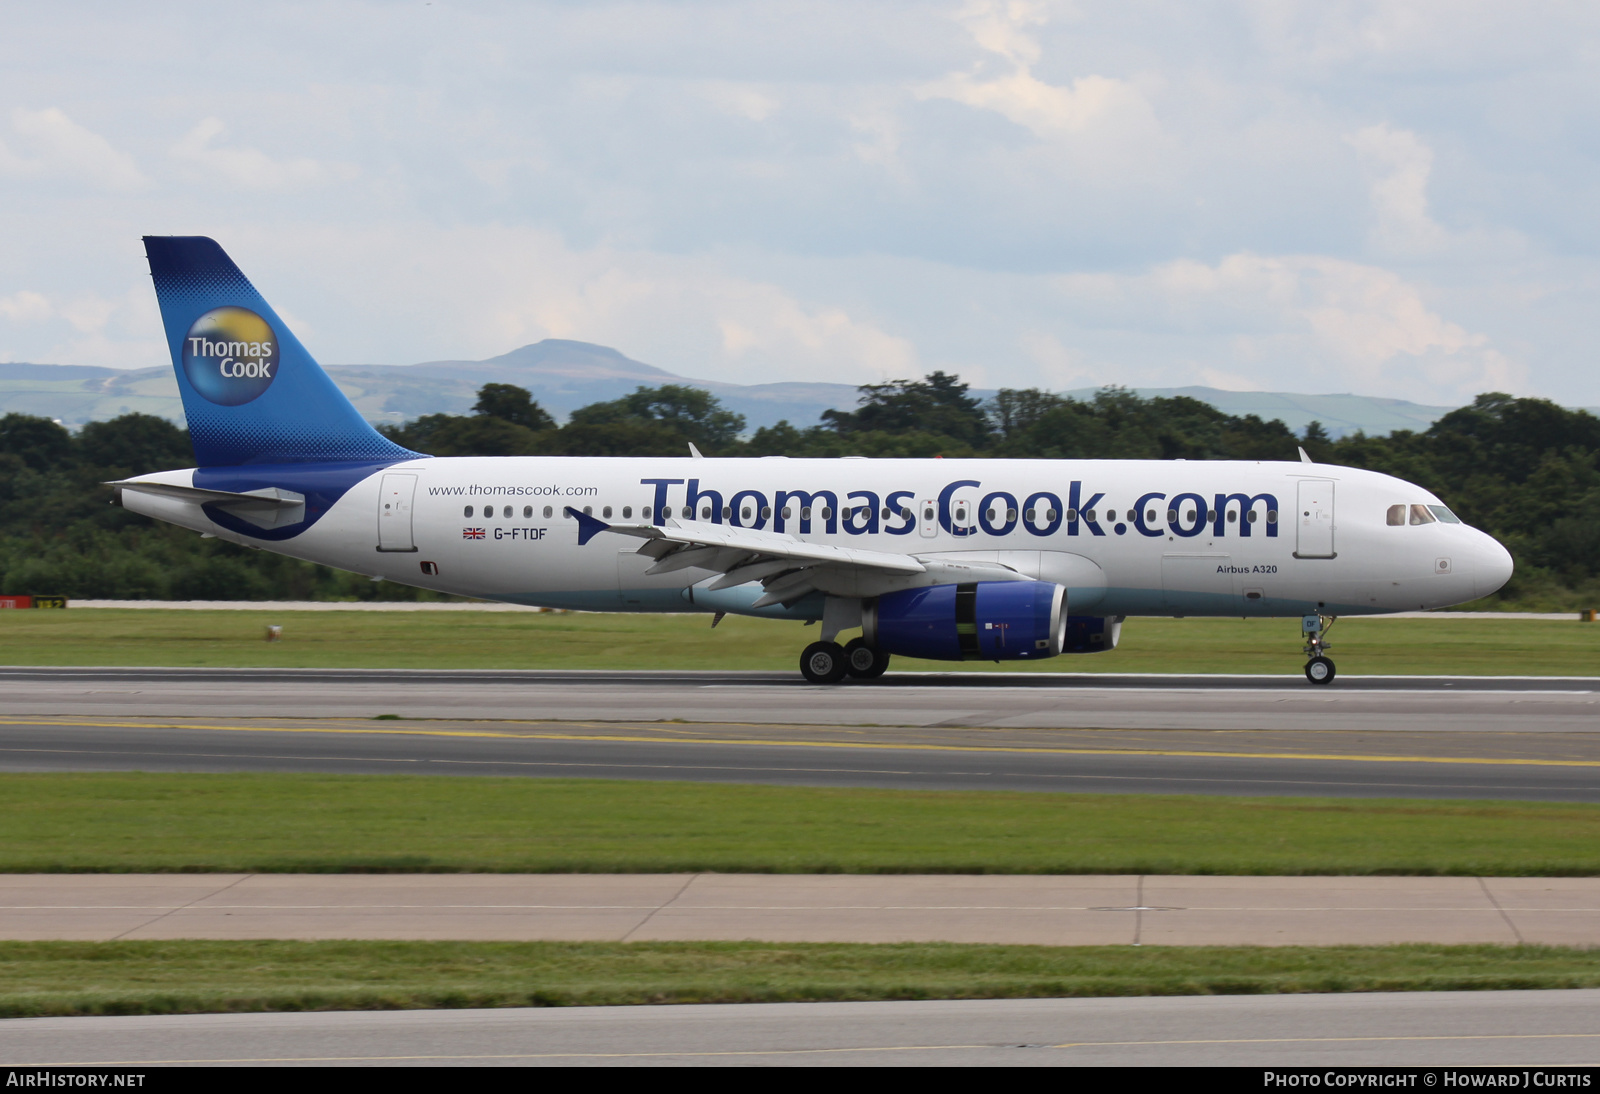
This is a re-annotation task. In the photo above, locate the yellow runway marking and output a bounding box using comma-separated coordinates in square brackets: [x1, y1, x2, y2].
[25, 1030, 1600, 1064]
[2, 717, 1597, 769]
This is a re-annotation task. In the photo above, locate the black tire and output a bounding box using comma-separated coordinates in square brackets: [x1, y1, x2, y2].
[843, 637, 890, 679]
[800, 641, 848, 684]
[1305, 656, 1336, 685]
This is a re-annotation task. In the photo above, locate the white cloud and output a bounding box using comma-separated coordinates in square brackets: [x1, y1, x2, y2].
[171, 118, 345, 190]
[712, 287, 919, 383]
[1055, 252, 1527, 401]
[1018, 330, 1095, 388]
[1346, 124, 1446, 255]
[231, 223, 919, 387]
[919, 1, 1158, 139]
[698, 82, 779, 122]
[5, 108, 146, 189]
[0, 291, 53, 324]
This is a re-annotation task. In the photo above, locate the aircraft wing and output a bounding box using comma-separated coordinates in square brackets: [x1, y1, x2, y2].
[566, 506, 1020, 608]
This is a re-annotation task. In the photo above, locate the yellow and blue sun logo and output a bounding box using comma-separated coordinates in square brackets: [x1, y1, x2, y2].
[180, 306, 280, 406]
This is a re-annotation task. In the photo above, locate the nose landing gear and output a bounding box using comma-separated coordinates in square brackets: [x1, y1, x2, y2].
[1302, 613, 1337, 685]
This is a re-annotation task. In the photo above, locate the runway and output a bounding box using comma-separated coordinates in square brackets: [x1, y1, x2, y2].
[6, 992, 1600, 1066]
[3, 666, 1596, 733]
[4, 713, 1600, 799]
[1, 668, 1598, 800]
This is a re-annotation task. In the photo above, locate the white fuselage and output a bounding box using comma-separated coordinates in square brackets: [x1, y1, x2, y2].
[122, 456, 1514, 621]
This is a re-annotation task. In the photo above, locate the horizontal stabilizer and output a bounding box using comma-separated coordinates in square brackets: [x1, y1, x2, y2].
[111, 479, 307, 530]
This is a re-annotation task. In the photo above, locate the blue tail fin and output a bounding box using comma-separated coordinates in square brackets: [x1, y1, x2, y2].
[144, 236, 419, 467]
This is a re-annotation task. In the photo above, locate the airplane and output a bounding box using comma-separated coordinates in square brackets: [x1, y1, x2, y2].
[113, 236, 1515, 685]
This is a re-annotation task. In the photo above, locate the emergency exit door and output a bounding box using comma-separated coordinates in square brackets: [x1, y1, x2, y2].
[377, 473, 418, 552]
[1294, 479, 1336, 559]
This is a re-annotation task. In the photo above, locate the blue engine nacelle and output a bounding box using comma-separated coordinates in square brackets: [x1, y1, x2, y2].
[863, 581, 1067, 662]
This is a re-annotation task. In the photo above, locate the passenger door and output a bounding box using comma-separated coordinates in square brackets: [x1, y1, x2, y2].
[1295, 480, 1336, 559]
[377, 473, 417, 552]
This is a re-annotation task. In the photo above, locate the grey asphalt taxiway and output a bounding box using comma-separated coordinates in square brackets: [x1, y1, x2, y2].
[0, 667, 1596, 800]
[5, 992, 1600, 1067]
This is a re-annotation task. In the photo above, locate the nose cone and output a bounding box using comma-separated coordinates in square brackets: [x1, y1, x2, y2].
[1475, 533, 1514, 598]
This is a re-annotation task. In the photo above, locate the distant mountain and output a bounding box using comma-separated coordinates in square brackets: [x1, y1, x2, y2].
[0, 341, 865, 434]
[0, 340, 1574, 439]
[1062, 386, 1462, 438]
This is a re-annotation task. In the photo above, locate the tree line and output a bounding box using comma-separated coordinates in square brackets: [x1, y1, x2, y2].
[1, 372, 1595, 606]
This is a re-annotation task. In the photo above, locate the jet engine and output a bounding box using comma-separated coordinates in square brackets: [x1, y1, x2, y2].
[863, 581, 1067, 661]
[1061, 615, 1123, 653]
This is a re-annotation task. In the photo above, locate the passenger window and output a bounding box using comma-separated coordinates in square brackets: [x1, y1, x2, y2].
[1427, 505, 1462, 524]
[1387, 504, 1406, 526]
[1024, 509, 1035, 522]
[642, 506, 651, 518]
[543, 506, 553, 518]
[763, 507, 773, 520]
[463, 505, 473, 518]
[985, 509, 995, 521]
[1227, 510, 1237, 523]
[1046, 509, 1058, 521]
[603, 506, 613, 518]
[722, 507, 732, 520]
[741, 508, 751, 521]
[1246, 510, 1258, 523]
[801, 507, 812, 520]
[1065, 509, 1076, 521]
[503, 506, 512, 518]
[900, 507, 911, 519]
[1409, 504, 1436, 525]
[623, 506, 632, 518]
[783, 508, 793, 519]
[701, 507, 712, 519]
[1007, 508, 1017, 521]
[523, 505, 532, 518]
[583, 506, 593, 516]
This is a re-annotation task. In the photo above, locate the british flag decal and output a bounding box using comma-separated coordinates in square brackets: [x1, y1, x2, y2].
[463, 527, 485, 539]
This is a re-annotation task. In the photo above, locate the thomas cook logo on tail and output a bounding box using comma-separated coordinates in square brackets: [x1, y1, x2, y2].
[180, 306, 280, 406]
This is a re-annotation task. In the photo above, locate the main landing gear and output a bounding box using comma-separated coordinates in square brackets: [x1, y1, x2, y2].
[799, 638, 890, 684]
[1301, 612, 1337, 685]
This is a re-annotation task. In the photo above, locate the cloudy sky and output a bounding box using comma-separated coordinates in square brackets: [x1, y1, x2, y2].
[1, 1, 1597, 407]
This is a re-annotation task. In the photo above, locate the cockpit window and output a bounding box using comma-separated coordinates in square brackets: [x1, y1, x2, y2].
[1386, 504, 1406, 526]
[1427, 505, 1461, 524]
[1409, 504, 1437, 526]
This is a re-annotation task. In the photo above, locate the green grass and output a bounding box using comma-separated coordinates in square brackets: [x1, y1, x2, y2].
[7, 774, 1600, 875]
[1, 608, 1596, 675]
[2, 940, 1597, 1017]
